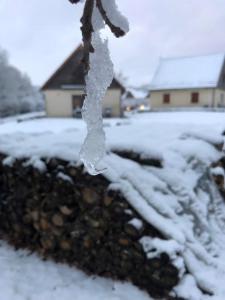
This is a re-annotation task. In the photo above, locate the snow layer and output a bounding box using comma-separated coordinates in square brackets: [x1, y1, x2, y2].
[151, 53, 225, 90]
[128, 218, 143, 230]
[0, 111, 225, 299]
[101, 0, 129, 34]
[0, 241, 151, 300]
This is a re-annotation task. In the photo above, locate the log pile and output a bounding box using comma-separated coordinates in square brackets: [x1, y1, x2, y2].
[0, 154, 181, 299]
[212, 157, 225, 198]
[112, 150, 163, 167]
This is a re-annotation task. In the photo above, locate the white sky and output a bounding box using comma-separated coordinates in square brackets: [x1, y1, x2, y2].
[1, 0, 225, 87]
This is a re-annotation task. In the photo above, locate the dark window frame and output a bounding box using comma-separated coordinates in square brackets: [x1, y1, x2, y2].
[191, 92, 199, 104]
[163, 93, 170, 104]
[72, 95, 84, 109]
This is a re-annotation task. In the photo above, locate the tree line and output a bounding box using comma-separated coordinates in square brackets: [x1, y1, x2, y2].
[0, 48, 43, 117]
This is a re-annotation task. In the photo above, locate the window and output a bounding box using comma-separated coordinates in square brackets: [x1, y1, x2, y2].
[103, 107, 112, 118]
[72, 95, 84, 118]
[191, 92, 199, 103]
[72, 95, 84, 109]
[163, 94, 170, 104]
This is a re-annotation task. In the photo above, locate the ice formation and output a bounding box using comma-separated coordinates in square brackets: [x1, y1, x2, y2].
[79, 0, 129, 175]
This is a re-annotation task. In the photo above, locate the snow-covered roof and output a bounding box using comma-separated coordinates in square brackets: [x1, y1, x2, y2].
[126, 87, 149, 99]
[150, 53, 225, 91]
[42, 45, 124, 91]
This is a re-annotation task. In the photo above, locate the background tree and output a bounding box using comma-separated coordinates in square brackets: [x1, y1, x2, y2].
[0, 48, 43, 117]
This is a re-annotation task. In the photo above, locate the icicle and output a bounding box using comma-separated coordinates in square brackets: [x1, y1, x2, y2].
[79, 2, 114, 175]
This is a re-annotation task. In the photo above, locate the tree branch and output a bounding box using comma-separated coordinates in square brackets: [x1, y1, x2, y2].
[68, 0, 94, 73]
[68, 0, 82, 4]
[80, 0, 95, 73]
[96, 0, 126, 37]
[68, 0, 127, 71]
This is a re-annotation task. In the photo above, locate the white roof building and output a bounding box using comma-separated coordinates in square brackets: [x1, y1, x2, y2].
[150, 53, 225, 109]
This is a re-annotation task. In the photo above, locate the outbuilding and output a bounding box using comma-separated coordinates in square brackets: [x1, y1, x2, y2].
[42, 45, 124, 118]
[150, 53, 225, 109]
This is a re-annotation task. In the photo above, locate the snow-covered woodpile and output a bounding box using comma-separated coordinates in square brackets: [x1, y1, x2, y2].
[0, 112, 225, 299]
[0, 155, 180, 299]
[211, 157, 225, 199]
[0, 146, 224, 299]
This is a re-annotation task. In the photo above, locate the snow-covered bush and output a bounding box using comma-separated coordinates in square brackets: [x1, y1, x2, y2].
[0, 48, 43, 117]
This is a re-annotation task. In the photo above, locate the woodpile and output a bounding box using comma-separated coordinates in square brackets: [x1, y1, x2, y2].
[212, 157, 225, 197]
[0, 154, 181, 299]
[112, 150, 163, 167]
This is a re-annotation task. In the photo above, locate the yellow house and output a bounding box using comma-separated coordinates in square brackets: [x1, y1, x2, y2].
[150, 53, 225, 109]
[42, 45, 124, 118]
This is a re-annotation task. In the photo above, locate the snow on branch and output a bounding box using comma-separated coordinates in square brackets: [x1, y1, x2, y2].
[69, 0, 129, 175]
[97, 0, 129, 36]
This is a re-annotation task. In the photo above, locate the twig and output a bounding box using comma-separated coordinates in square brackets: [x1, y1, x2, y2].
[96, 0, 126, 37]
[80, 0, 95, 73]
[69, 0, 94, 73]
[68, 0, 127, 72]
[68, 0, 82, 4]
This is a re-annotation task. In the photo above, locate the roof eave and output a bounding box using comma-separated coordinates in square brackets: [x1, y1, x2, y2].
[150, 85, 218, 92]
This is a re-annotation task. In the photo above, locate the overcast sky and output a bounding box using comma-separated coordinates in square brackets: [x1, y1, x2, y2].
[1, 0, 225, 87]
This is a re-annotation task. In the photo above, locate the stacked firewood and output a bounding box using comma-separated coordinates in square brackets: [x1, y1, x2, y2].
[212, 157, 225, 197]
[112, 149, 163, 167]
[0, 154, 180, 299]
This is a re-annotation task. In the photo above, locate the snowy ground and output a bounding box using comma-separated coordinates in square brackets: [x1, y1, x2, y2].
[0, 241, 151, 300]
[1, 111, 225, 300]
[0, 111, 45, 125]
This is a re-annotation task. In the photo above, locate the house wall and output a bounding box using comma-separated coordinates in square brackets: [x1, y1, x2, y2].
[150, 88, 225, 109]
[44, 89, 122, 118]
[214, 89, 225, 107]
[103, 89, 122, 117]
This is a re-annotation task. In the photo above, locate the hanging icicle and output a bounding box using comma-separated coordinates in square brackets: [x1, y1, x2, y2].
[69, 0, 129, 175]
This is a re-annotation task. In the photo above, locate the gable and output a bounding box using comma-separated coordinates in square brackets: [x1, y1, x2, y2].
[42, 45, 124, 91]
[42, 45, 84, 90]
[151, 53, 225, 91]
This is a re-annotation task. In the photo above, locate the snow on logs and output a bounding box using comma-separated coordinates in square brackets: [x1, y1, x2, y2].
[0, 134, 223, 298]
[0, 155, 180, 299]
[211, 157, 225, 196]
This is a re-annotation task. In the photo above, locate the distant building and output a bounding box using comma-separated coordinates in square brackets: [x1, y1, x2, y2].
[150, 53, 225, 109]
[122, 88, 150, 112]
[42, 45, 124, 118]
